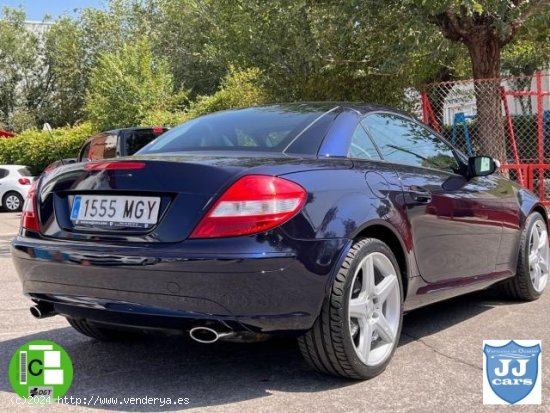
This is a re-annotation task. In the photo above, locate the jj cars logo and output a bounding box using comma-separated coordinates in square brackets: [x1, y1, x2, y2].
[483, 340, 541, 405]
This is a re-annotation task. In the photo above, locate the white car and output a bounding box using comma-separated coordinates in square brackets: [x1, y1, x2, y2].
[0, 165, 35, 212]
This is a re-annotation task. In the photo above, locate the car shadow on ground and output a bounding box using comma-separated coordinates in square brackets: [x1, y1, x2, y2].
[400, 288, 523, 342]
[0, 329, 352, 411]
[0, 289, 523, 411]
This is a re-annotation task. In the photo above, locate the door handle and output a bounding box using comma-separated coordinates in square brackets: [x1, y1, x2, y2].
[408, 185, 432, 203]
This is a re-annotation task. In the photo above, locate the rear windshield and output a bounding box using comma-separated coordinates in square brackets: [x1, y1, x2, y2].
[17, 167, 32, 176]
[137, 107, 335, 155]
[125, 129, 165, 155]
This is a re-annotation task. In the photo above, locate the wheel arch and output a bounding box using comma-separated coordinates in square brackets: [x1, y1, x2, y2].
[529, 204, 548, 228]
[352, 221, 409, 299]
[2, 190, 24, 208]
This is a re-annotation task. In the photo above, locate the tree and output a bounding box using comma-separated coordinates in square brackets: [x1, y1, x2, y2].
[85, 38, 183, 130]
[188, 66, 270, 116]
[164, 0, 465, 108]
[425, 0, 548, 161]
[310, 1, 470, 119]
[502, 9, 550, 114]
[3, 0, 548, 140]
[42, 18, 87, 126]
[0, 7, 43, 131]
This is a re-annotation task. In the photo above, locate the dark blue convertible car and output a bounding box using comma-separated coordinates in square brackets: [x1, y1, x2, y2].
[12, 103, 548, 379]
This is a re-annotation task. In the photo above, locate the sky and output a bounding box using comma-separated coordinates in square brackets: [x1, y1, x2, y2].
[1, 0, 105, 21]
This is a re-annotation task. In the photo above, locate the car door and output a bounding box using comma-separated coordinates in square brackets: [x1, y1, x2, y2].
[362, 112, 504, 283]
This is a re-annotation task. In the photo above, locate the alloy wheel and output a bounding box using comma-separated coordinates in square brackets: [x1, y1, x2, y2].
[528, 220, 549, 293]
[348, 252, 400, 367]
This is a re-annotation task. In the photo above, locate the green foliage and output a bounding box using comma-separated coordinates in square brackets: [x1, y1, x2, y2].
[388, 1, 548, 76]
[9, 109, 36, 132]
[0, 123, 93, 174]
[42, 18, 87, 126]
[154, 0, 226, 97]
[0, 7, 43, 131]
[139, 67, 270, 127]
[85, 38, 185, 131]
[188, 67, 270, 117]
[173, 0, 441, 106]
[502, 7, 550, 76]
[0, 0, 548, 134]
[139, 110, 188, 128]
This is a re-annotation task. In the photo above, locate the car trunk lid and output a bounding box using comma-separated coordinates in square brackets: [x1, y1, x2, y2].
[38, 157, 245, 242]
[36, 154, 351, 243]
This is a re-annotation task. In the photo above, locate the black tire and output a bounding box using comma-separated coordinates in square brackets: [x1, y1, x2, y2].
[67, 318, 137, 341]
[2, 191, 24, 212]
[500, 212, 548, 301]
[298, 238, 403, 379]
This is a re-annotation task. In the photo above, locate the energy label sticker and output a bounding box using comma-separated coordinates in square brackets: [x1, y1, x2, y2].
[8, 340, 73, 402]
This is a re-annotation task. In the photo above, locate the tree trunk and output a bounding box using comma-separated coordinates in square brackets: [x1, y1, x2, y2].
[466, 32, 507, 163]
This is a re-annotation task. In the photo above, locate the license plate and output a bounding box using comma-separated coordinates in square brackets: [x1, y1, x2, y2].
[70, 195, 161, 228]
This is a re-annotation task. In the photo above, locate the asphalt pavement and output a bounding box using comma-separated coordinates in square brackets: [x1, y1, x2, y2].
[0, 211, 548, 412]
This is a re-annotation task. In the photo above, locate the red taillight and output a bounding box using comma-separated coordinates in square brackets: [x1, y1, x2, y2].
[21, 182, 39, 231]
[84, 161, 146, 171]
[190, 175, 307, 238]
[18, 177, 31, 185]
[152, 126, 165, 134]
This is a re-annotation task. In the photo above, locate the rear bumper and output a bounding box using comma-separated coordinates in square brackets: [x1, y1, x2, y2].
[11, 235, 350, 332]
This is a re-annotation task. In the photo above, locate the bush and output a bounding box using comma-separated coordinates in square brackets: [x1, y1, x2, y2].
[187, 66, 270, 118]
[0, 66, 269, 173]
[137, 67, 271, 128]
[85, 38, 184, 131]
[139, 110, 188, 128]
[0, 122, 93, 174]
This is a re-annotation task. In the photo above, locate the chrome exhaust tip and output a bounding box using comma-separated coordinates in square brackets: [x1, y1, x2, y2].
[189, 326, 235, 344]
[30, 303, 56, 319]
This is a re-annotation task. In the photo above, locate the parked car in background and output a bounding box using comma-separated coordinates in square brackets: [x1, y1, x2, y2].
[0, 165, 35, 212]
[12, 104, 548, 380]
[77, 127, 167, 162]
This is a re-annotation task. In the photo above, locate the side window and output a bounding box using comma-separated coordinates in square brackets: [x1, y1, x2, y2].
[17, 167, 32, 176]
[348, 125, 381, 160]
[362, 113, 458, 171]
[0, 168, 8, 179]
[124, 130, 163, 156]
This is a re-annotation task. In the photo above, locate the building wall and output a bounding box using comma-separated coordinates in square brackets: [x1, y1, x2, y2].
[441, 70, 550, 126]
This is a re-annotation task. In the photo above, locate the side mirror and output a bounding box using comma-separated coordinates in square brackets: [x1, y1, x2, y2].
[468, 156, 497, 178]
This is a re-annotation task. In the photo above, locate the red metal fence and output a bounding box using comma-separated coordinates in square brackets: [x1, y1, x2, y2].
[421, 71, 550, 205]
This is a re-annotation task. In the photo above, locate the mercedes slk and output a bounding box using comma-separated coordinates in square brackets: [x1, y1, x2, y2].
[12, 103, 548, 379]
